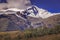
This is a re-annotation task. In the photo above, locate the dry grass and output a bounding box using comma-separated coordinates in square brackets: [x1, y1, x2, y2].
[29, 34, 60, 40]
[0, 31, 60, 40]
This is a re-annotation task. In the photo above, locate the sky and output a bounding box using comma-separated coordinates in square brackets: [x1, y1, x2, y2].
[30, 0, 60, 13]
[0, 0, 60, 13]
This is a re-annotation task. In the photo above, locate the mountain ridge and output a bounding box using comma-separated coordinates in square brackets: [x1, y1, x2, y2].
[0, 6, 60, 31]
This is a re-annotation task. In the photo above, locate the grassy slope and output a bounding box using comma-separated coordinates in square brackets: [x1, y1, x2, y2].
[0, 31, 60, 40]
[29, 34, 60, 40]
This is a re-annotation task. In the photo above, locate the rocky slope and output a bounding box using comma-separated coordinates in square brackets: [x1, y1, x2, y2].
[0, 14, 60, 31]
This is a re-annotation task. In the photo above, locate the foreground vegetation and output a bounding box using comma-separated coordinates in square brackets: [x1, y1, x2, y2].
[0, 25, 60, 40]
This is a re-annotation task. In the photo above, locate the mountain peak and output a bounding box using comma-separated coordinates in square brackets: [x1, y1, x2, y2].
[26, 5, 60, 19]
[0, 5, 60, 19]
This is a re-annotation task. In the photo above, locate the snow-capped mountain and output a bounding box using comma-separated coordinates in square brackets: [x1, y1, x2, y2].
[0, 5, 60, 31]
[26, 5, 60, 19]
[0, 5, 60, 19]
